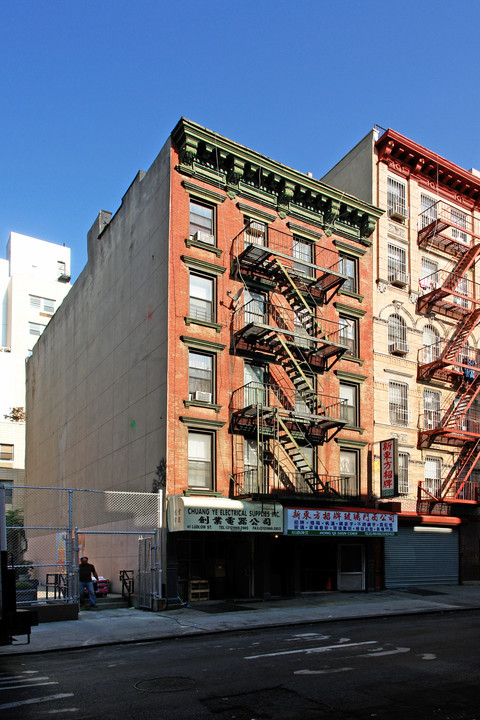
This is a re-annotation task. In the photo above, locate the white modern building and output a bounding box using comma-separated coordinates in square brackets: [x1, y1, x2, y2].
[0, 233, 71, 501]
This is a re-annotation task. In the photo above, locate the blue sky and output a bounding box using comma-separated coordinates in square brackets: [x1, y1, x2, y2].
[2, 0, 480, 281]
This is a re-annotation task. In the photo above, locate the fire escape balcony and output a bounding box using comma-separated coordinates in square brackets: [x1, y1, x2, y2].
[417, 340, 480, 383]
[417, 200, 479, 257]
[230, 381, 348, 441]
[230, 468, 355, 502]
[232, 299, 349, 371]
[231, 224, 346, 304]
[416, 269, 480, 320]
[418, 408, 480, 450]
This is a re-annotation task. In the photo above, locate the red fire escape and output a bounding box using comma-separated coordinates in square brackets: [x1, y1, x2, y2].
[416, 201, 480, 513]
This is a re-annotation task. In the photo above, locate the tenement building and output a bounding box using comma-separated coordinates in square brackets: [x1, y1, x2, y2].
[25, 119, 386, 603]
[323, 127, 480, 586]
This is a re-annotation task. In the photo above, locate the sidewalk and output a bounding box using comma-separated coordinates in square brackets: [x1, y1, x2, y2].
[3, 584, 480, 655]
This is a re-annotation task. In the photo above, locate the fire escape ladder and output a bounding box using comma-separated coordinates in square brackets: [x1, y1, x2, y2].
[442, 378, 480, 430]
[440, 309, 480, 364]
[275, 414, 319, 494]
[444, 243, 480, 284]
[272, 257, 322, 336]
[440, 439, 480, 500]
[270, 331, 316, 401]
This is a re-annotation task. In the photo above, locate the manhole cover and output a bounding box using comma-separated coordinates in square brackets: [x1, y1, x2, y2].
[135, 676, 197, 693]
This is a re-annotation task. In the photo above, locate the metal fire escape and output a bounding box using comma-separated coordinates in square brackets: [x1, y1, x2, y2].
[416, 201, 480, 512]
[229, 223, 350, 500]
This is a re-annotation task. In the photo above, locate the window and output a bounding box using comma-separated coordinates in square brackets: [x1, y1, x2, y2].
[30, 295, 55, 314]
[339, 254, 357, 293]
[340, 449, 359, 496]
[420, 195, 437, 229]
[188, 352, 214, 403]
[389, 381, 408, 426]
[339, 315, 358, 356]
[188, 431, 213, 489]
[453, 275, 469, 309]
[294, 311, 314, 349]
[244, 363, 266, 406]
[398, 452, 409, 495]
[339, 382, 358, 426]
[244, 438, 263, 493]
[387, 244, 409, 286]
[243, 289, 265, 325]
[189, 200, 214, 244]
[424, 456, 441, 496]
[422, 324, 440, 364]
[293, 237, 314, 277]
[28, 322, 45, 337]
[388, 314, 408, 355]
[295, 374, 315, 415]
[296, 445, 315, 491]
[451, 207, 468, 244]
[189, 274, 214, 323]
[244, 218, 267, 247]
[420, 257, 439, 293]
[424, 389, 441, 430]
[0, 444, 13, 461]
[387, 177, 407, 220]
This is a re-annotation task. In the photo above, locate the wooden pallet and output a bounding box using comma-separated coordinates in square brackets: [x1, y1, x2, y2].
[189, 579, 210, 602]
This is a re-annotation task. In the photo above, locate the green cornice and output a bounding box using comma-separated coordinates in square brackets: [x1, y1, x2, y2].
[236, 202, 276, 223]
[334, 370, 368, 383]
[181, 255, 226, 275]
[334, 438, 369, 449]
[181, 336, 226, 353]
[180, 416, 226, 429]
[333, 239, 367, 257]
[334, 302, 367, 318]
[182, 180, 226, 205]
[171, 118, 383, 240]
[287, 222, 323, 241]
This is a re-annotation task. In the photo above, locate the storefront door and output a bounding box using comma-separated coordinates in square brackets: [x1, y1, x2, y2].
[338, 543, 365, 591]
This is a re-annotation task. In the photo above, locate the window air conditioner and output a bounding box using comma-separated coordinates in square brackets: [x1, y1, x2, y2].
[0, 347, 11, 353]
[388, 202, 409, 221]
[389, 270, 410, 287]
[194, 391, 212, 403]
[388, 340, 409, 356]
[193, 231, 214, 245]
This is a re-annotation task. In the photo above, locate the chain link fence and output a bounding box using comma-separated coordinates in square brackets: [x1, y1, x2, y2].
[5, 485, 162, 607]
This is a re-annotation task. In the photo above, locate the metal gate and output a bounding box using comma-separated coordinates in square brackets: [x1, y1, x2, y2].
[385, 526, 459, 587]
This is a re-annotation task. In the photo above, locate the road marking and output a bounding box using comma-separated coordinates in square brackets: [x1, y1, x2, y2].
[47, 709, 79, 714]
[0, 693, 74, 710]
[245, 641, 377, 659]
[419, 653, 437, 660]
[360, 647, 410, 657]
[0, 676, 50, 684]
[295, 667, 353, 675]
[0, 682, 58, 691]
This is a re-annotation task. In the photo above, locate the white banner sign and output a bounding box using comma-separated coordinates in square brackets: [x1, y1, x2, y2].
[168, 496, 283, 533]
[285, 507, 398, 536]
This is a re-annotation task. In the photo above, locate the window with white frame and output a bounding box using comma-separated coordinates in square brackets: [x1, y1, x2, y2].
[387, 177, 407, 220]
[30, 295, 55, 314]
[339, 315, 358, 356]
[189, 273, 214, 323]
[244, 362, 266, 406]
[188, 431, 213, 489]
[424, 456, 441, 496]
[398, 452, 409, 495]
[244, 218, 267, 247]
[339, 382, 358, 426]
[420, 194, 438, 229]
[188, 352, 214, 403]
[387, 244, 409, 286]
[340, 449, 359, 496]
[295, 373, 315, 415]
[28, 322, 45, 337]
[451, 207, 468, 244]
[339, 254, 357, 293]
[389, 381, 408, 426]
[244, 437, 261, 492]
[243, 288, 265, 325]
[424, 389, 441, 430]
[189, 200, 215, 244]
[388, 314, 408, 355]
[293, 237, 314, 277]
[422, 324, 440, 364]
[453, 275, 469, 309]
[420, 257, 439, 293]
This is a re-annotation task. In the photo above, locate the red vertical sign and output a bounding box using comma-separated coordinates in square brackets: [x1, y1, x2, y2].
[380, 438, 399, 498]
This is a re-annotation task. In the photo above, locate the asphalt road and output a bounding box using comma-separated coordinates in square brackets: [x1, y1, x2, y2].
[1, 610, 479, 720]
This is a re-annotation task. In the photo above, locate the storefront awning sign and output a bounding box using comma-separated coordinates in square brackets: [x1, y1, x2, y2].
[285, 507, 398, 536]
[168, 496, 283, 533]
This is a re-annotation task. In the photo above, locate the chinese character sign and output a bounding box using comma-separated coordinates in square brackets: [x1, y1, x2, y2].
[380, 438, 399, 498]
[285, 507, 397, 536]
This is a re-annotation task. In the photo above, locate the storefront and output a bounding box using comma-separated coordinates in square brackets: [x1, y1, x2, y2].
[384, 518, 461, 588]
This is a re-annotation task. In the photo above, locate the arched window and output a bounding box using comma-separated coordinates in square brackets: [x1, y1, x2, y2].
[422, 324, 440, 364]
[388, 314, 408, 355]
